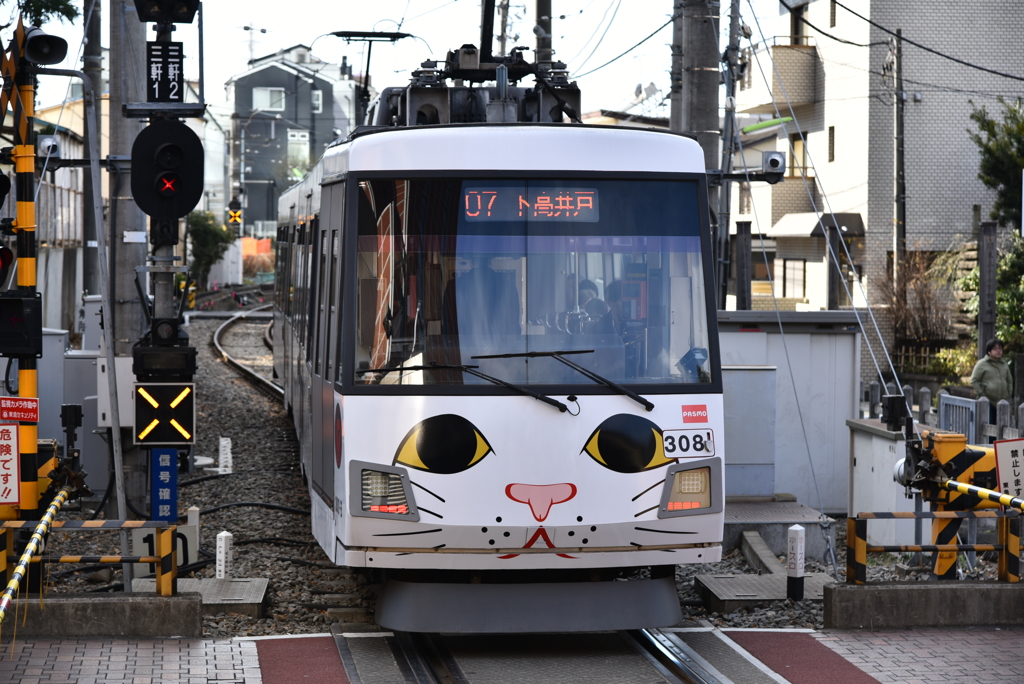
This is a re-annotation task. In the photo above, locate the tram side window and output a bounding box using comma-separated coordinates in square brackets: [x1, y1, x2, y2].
[306, 217, 320, 356]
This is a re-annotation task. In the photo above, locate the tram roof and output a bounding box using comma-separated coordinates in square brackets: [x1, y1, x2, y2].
[319, 124, 708, 178]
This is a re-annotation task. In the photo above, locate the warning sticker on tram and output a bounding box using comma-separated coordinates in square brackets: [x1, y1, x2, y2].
[662, 429, 715, 457]
[0, 397, 38, 422]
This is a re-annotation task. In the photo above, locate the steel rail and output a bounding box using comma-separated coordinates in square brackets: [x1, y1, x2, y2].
[0, 486, 71, 624]
[623, 628, 728, 684]
[212, 303, 283, 399]
[391, 631, 465, 684]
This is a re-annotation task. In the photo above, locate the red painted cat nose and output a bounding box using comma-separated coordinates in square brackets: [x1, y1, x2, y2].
[505, 483, 577, 522]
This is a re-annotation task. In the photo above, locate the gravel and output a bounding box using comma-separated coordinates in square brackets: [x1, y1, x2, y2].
[40, 315, 1009, 635]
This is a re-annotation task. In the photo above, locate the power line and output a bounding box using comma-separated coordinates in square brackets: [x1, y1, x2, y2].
[572, 12, 677, 79]
[832, 0, 1024, 83]
[777, 0, 886, 47]
[567, 0, 620, 72]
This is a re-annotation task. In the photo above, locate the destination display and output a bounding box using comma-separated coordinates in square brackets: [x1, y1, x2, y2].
[463, 186, 599, 222]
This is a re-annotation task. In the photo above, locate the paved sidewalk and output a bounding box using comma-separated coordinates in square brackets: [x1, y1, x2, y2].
[0, 637, 262, 684]
[812, 626, 1024, 684]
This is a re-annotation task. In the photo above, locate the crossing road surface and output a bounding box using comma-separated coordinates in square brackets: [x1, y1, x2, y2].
[2, 625, 1024, 683]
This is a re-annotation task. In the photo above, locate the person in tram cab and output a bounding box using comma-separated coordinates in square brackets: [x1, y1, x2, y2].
[578, 278, 609, 318]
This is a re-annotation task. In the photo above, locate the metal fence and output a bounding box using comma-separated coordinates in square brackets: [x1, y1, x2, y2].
[864, 379, 1024, 444]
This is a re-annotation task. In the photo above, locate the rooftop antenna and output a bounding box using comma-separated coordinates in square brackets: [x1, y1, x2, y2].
[243, 23, 268, 64]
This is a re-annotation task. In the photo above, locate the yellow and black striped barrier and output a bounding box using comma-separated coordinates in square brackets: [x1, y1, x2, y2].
[849, 482, 1022, 585]
[0, 486, 68, 624]
[0, 519, 178, 598]
[1, 520, 169, 529]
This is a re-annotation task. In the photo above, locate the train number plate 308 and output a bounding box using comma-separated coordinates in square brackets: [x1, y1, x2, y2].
[662, 429, 715, 457]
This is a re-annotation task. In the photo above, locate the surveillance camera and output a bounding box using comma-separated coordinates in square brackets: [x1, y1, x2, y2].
[37, 135, 60, 159]
[762, 150, 785, 184]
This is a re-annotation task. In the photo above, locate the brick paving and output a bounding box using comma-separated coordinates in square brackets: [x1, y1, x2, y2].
[812, 627, 1024, 684]
[0, 637, 261, 684]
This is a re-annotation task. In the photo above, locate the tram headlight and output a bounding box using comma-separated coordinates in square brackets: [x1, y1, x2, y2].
[351, 460, 420, 520]
[657, 457, 723, 518]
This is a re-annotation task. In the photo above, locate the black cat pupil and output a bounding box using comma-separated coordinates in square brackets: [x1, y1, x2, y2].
[414, 414, 482, 474]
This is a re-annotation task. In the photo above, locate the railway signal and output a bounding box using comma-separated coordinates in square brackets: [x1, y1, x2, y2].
[133, 383, 195, 445]
[130, 118, 204, 232]
[228, 198, 242, 235]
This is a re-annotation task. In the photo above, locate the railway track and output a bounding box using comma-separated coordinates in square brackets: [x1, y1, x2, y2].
[385, 629, 731, 684]
[212, 303, 283, 399]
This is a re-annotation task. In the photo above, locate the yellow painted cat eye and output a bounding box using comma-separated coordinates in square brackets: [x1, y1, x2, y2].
[394, 414, 493, 474]
[582, 414, 671, 473]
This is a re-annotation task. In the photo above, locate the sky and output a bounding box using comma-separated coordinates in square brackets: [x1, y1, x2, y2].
[23, 0, 783, 123]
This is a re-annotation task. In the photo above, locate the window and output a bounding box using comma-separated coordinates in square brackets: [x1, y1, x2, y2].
[830, 0, 837, 27]
[253, 87, 286, 111]
[287, 129, 310, 166]
[790, 4, 806, 45]
[788, 133, 806, 176]
[312, 89, 323, 114]
[782, 259, 805, 298]
[353, 177, 713, 386]
[828, 126, 835, 162]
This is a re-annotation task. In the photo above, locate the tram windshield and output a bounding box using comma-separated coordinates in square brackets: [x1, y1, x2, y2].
[354, 177, 712, 387]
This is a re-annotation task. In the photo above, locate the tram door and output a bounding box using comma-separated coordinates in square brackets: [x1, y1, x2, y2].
[311, 186, 339, 503]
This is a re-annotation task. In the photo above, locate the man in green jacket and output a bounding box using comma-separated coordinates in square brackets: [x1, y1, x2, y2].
[971, 338, 1013, 408]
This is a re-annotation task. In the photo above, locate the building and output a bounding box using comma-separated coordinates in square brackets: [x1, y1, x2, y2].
[731, 0, 1023, 378]
[225, 45, 360, 237]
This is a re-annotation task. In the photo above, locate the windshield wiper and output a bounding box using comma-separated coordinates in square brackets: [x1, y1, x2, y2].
[471, 350, 655, 412]
[357, 363, 569, 413]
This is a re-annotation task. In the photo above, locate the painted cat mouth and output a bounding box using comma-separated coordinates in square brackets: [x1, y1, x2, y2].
[498, 527, 575, 559]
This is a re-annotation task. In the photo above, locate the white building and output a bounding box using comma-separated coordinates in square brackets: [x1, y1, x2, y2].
[731, 0, 1023, 376]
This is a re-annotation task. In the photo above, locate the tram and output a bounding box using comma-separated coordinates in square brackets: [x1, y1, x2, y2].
[273, 43, 725, 632]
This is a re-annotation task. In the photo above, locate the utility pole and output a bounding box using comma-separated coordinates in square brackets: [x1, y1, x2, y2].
[81, 0, 102, 296]
[536, 0, 551, 64]
[672, 0, 722, 304]
[717, 0, 742, 308]
[978, 220, 997, 358]
[498, 0, 510, 57]
[893, 28, 906, 302]
[109, 0, 148, 521]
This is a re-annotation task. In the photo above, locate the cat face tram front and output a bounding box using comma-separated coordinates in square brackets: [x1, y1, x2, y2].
[335, 174, 724, 578]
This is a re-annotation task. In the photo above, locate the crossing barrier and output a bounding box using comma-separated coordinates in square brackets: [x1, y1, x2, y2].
[847, 508, 1020, 585]
[0, 516, 178, 609]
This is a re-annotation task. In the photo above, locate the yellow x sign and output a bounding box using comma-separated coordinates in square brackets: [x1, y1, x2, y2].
[134, 383, 195, 445]
[228, 210, 242, 224]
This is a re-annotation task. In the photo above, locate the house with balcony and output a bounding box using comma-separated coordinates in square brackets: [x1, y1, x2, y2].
[729, 0, 1022, 379]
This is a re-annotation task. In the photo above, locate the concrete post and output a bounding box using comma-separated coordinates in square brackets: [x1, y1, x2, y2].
[869, 380, 881, 418]
[919, 387, 931, 426]
[977, 397, 991, 444]
[997, 400, 1011, 441]
[886, 382, 897, 397]
[978, 221, 997, 358]
[902, 384, 914, 415]
[735, 221, 752, 310]
[787, 525, 805, 601]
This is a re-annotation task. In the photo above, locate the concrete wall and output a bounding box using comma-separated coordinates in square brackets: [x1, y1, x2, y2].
[719, 311, 861, 513]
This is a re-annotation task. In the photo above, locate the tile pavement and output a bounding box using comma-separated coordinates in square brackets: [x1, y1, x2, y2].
[813, 627, 1024, 684]
[0, 638, 261, 684]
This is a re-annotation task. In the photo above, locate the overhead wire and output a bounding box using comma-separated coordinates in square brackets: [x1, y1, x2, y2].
[742, 0, 915, 431]
[832, 0, 1024, 83]
[777, 0, 886, 47]
[705, 4, 838, 578]
[572, 11, 677, 79]
[565, 0, 620, 73]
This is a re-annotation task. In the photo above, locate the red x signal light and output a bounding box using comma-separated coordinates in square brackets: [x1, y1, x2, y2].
[156, 172, 179, 197]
